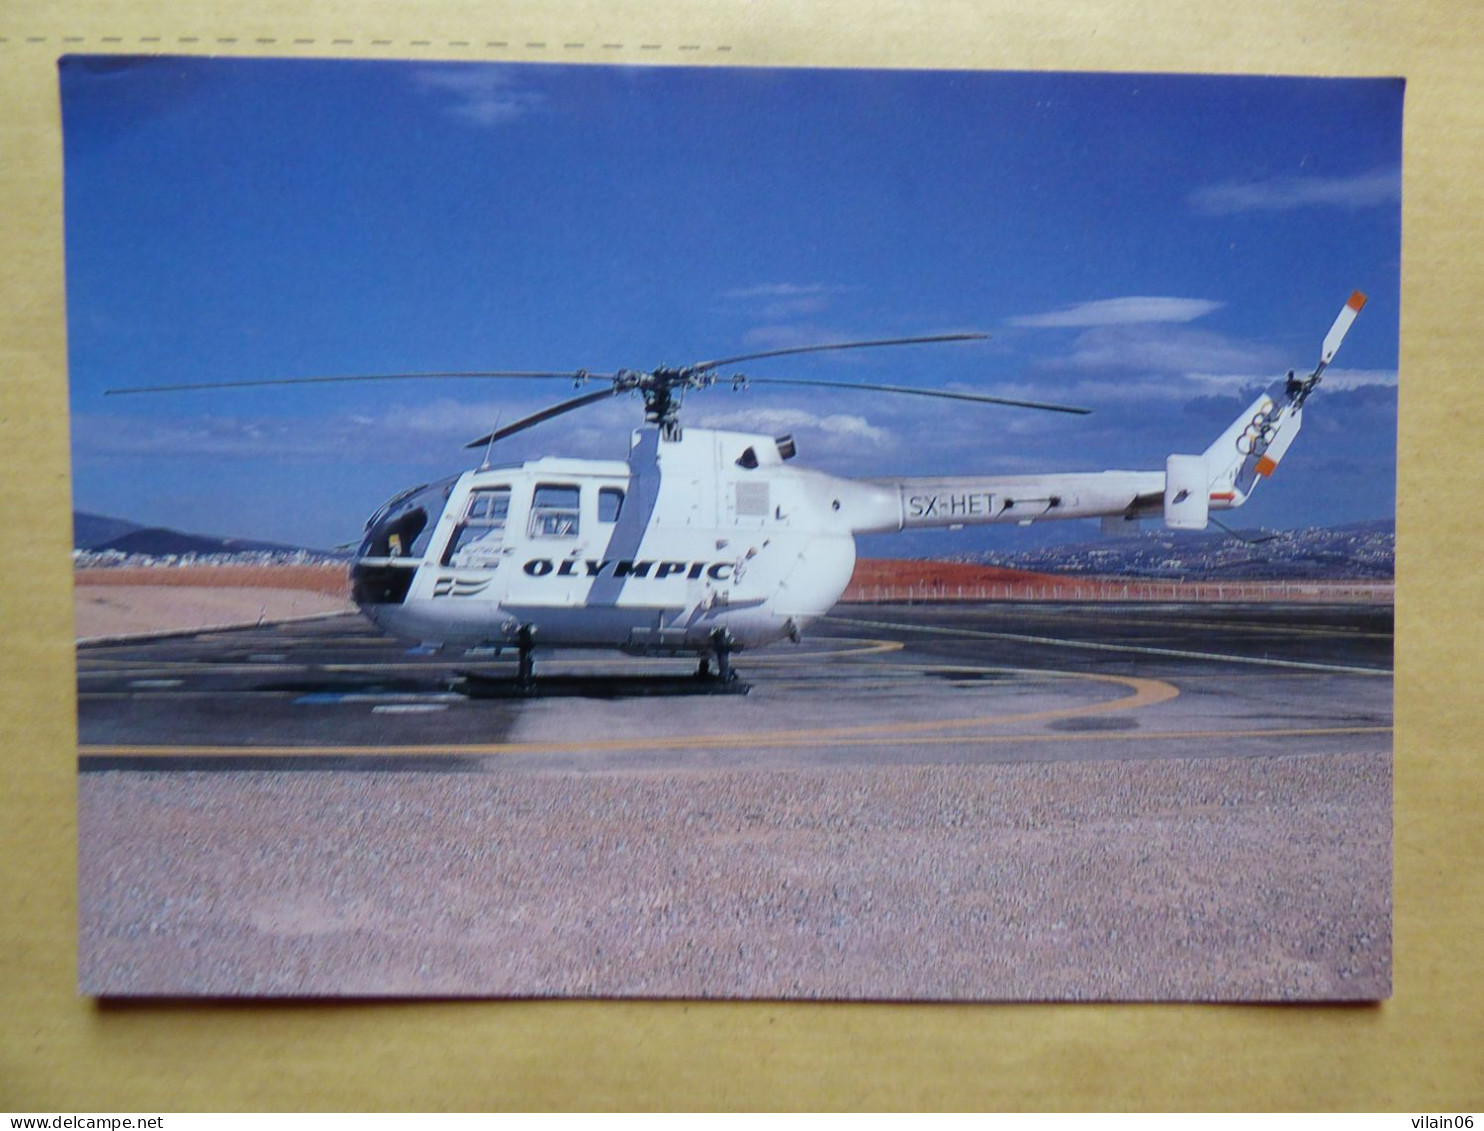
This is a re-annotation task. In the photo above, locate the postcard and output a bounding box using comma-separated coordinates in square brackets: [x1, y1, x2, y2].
[67, 56, 1399, 998]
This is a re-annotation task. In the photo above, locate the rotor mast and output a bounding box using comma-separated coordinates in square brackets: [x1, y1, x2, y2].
[617, 366, 702, 438]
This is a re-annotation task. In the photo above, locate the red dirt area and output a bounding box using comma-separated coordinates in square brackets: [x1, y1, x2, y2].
[843, 558, 1074, 599]
[74, 564, 350, 598]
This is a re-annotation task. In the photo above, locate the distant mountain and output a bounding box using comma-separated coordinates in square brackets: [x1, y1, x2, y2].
[92, 528, 306, 556]
[73, 511, 146, 550]
[73, 511, 339, 558]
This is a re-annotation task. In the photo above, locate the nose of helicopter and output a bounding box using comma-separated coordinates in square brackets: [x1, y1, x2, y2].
[349, 475, 458, 608]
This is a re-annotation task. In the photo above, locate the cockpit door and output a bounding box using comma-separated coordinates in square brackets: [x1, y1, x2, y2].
[441, 486, 512, 569]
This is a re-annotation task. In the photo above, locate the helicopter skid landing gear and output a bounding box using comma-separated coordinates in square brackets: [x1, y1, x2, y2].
[516, 624, 537, 695]
[706, 627, 747, 691]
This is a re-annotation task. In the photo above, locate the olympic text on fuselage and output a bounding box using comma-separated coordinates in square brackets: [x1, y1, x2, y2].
[522, 559, 735, 580]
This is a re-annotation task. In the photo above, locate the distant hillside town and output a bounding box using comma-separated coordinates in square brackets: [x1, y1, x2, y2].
[947, 519, 1394, 582]
[72, 509, 1393, 582]
[72, 511, 347, 568]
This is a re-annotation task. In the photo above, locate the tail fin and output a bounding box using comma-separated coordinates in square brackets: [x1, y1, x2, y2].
[1201, 385, 1302, 512]
[1167, 292, 1366, 528]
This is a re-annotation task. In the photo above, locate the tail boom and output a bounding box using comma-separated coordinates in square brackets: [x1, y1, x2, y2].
[852, 470, 1165, 535]
[847, 292, 1365, 539]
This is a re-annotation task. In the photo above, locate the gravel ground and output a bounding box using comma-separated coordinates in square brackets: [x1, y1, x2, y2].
[78, 751, 1391, 1000]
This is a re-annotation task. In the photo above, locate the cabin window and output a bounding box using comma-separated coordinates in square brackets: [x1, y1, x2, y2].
[528, 484, 581, 538]
[598, 486, 624, 523]
[442, 486, 511, 568]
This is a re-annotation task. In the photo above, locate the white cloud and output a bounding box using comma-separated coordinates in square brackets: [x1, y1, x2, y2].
[1008, 297, 1223, 328]
[413, 68, 544, 126]
[722, 283, 844, 301]
[74, 412, 313, 460]
[1022, 364, 1399, 405]
[735, 322, 852, 352]
[696, 405, 895, 449]
[720, 282, 859, 321]
[1055, 325, 1282, 376]
[74, 390, 617, 464]
[1189, 167, 1401, 216]
[1298, 367, 1398, 391]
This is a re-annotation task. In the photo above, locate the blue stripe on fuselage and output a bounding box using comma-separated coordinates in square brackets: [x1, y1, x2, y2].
[586, 428, 664, 607]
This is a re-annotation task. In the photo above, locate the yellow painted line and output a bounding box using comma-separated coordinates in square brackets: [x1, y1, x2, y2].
[324, 638, 907, 669]
[931, 609, 1392, 640]
[804, 724, 1392, 751]
[77, 662, 1082, 698]
[78, 665, 314, 678]
[826, 614, 1391, 676]
[79, 724, 1390, 760]
[724, 638, 906, 662]
[458, 638, 909, 663]
[76, 637, 907, 677]
[82, 692, 283, 700]
[75, 658, 216, 669]
[77, 667, 1177, 757]
[711, 724, 1391, 751]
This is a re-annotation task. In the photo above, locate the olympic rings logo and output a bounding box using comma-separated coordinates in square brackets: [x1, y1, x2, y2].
[1235, 409, 1278, 456]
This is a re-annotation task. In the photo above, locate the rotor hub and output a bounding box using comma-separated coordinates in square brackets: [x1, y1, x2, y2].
[616, 366, 717, 434]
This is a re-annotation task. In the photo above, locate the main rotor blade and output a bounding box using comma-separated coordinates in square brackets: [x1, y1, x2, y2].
[687, 333, 988, 373]
[105, 371, 612, 395]
[740, 376, 1091, 415]
[463, 387, 618, 448]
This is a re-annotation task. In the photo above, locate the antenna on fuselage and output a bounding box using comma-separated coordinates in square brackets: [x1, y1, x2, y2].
[478, 412, 503, 470]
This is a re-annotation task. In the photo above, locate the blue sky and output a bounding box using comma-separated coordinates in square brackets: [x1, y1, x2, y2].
[61, 57, 1403, 553]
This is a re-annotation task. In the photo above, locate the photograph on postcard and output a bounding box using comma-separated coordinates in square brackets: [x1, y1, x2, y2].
[65, 56, 1398, 998]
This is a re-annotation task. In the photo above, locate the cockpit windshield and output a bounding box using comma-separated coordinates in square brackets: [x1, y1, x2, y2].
[357, 476, 457, 560]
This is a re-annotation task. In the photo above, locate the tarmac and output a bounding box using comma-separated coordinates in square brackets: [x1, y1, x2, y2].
[76, 601, 1393, 1000]
[77, 601, 1392, 769]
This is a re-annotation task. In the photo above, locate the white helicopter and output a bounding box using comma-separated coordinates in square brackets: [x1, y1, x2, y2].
[113, 292, 1366, 688]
